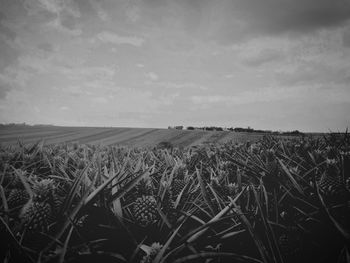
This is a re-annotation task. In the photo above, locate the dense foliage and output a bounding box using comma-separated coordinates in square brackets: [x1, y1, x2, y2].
[0, 134, 350, 263]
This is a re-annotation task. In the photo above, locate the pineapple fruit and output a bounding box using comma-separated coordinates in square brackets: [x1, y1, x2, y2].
[171, 163, 187, 197]
[32, 179, 62, 213]
[7, 188, 30, 209]
[133, 195, 159, 227]
[318, 174, 348, 198]
[21, 201, 52, 232]
[160, 186, 178, 224]
[171, 179, 186, 197]
[20, 178, 62, 231]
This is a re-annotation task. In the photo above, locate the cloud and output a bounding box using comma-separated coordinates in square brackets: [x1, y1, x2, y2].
[67, 88, 176, 126]
[92, 96, 108, 104]
[130, 0, 350, 45]
[0, 40, 19, 72]
[62, 86, 92, 97]
[190, 86, 305, 107]
[0, 63, 35, 99]
[145, 72, 159, 81]
[46, 17, 82, 36]
[89, 0, 109, 22]
[18, 55, 54, 74]
[72, 0, 95, 17]
[161, 82, 207, 90]
[242, 49, 285, 67]
[60, 106, 69, 111]
[343, 28, 350, 47]
[60, 66, 116, 80]
[166, 0, 350, 44]
[275, 59, 350, 87]
[191, 84, 350, 114]
[126, 5, 141, 23]
[37, 0, 63, 14]
[37, 0, 80, 18]
[28, 0, 82, 35]
[0, 17, 16, 41]
[97, 31, 144, 47]
[0, 0, 349, 131]
[158, 93, 179, 105]
[37, 42, 54, 52]
[231, 0, 350, 34]
[97, 10, 108, 22]
[0, 82, 11, 99]
[0, 65, 34, 92]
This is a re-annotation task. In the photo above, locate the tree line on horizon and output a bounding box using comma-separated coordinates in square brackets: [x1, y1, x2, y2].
[168, 125, 304, 136]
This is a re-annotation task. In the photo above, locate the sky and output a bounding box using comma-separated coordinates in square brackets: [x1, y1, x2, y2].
[0, 0, 350, 132]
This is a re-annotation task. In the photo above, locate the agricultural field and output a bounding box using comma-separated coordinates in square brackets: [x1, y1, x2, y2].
[0, 125, 266, 148]
[0, 132, 349, 263]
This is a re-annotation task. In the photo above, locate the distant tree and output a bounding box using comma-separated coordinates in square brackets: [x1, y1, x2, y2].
[234, 127, 244, 132]
[187, 126, 195, 130]
[283, 130, 303, 136]
[247, 126, 254, 132]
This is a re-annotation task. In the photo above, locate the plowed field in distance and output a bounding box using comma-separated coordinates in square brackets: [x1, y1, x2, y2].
[0, 126, 265, 148]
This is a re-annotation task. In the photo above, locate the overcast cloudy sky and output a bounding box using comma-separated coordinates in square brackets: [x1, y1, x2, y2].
[0, 0, 350, 132]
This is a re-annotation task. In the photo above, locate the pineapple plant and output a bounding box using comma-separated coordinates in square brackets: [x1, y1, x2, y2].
[52, 155, 64, 169]
[76, 158, 86, 170]
[317, 173, 349, 200]
[174, 163, 187, 178]
[222, 183, 238, 197]
[135, 176, 154, 197]
[140, 242, 163, 263]
[32, 179, 57, 200]
[32, 179, 53, 199]
[266, 159, 279, 175]
[133, 195, 159, 227]
[210, 177, 224, 196]
[264, 149, 279, 176]
[1, 127, 350, 263]
[32, 179, 62, 219]
[18, 179, 60, 233]
[210, 171, 238, 199]
[278, 229, 302, 259]
[8, 169, 26, 189]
